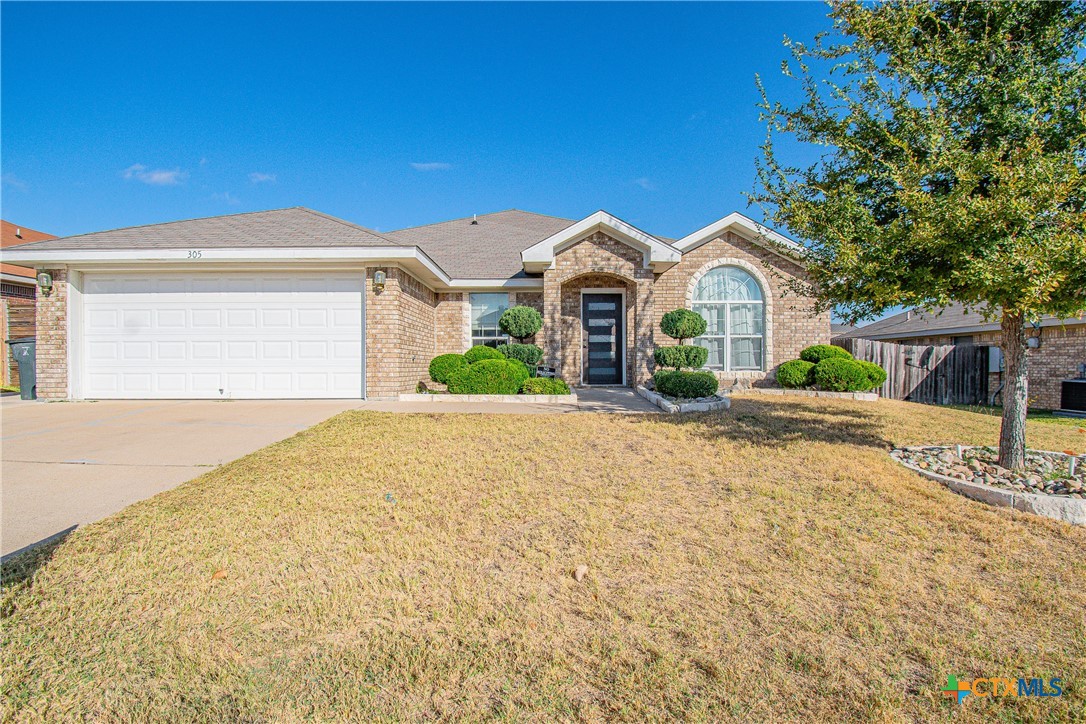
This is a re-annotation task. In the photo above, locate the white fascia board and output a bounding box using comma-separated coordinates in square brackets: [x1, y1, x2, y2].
[521, 210, 680, 272]
[447, 278, 543, 290]
[675, 212, 807, 259]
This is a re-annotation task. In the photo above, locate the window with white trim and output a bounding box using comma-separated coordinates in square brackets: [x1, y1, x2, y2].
[469, 293, 510, 348]
[691, 266, 765, 371]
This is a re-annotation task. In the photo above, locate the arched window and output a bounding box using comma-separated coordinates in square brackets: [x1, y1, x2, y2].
[691, 266, 765, 371]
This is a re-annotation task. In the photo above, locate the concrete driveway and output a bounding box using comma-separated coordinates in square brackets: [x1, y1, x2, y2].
[1, 397, 362, 556]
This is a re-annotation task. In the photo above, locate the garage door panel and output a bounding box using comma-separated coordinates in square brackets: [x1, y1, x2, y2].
[81, 272, 364, 399]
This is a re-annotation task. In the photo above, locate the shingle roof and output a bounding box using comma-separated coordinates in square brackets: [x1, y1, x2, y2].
[385, 209, 576, 279]
[1, 220, 53, 280]
[843, 303, 1085, 339]
[5, 207, 398, 251]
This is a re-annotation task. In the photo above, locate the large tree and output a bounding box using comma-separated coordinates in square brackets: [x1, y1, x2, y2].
[754, 0, 1086, 469]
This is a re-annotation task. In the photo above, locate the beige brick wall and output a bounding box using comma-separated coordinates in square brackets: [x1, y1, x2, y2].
[434, 292, 470, 355]
[889, 325, 1086, 410]
[654, 232, 829, 387]
[35, 268, 68, 399]
[365, 267, 438, 398]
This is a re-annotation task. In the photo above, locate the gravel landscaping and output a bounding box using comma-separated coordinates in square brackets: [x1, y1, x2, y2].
[891, 445, 1085, 498]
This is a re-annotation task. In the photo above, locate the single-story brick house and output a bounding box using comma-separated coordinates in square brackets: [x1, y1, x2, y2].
[2, 207, 829, 400]
[838, 305, 1086, 410]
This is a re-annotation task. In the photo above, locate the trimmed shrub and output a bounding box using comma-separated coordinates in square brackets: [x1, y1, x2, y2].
[858, 360, 887, 390]
[497, 343, 543, 367]
[428, 353, 468, 384]
[777, 359, 816, 389]
[520, 377, 571, 395]
[654, 345, 709, 370]
[654, 369, 719, 399]
[799, 344, 853, 364]
[811, 358, 871, 392]
[446, 359, 531, 395]
[660, 309, 708, 343]
[499, 306, 543, 342]
[464, 345, 505, 364]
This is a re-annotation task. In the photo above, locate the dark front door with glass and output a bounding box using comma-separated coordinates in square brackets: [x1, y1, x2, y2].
[582, 293, 624, 385]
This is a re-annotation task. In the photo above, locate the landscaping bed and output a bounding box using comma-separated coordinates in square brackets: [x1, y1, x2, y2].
[892, 445, 1084, 498]
[637, 385, 730, 414]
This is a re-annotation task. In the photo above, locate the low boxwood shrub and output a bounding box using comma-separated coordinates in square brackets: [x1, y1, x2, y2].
[520, 377, 571, 395]
[653, 345, 708, 370]
[811, 358, 871, 392]
[446, 359, 531, 395]
[464, 345, 505, 364]
[777, 359, 816, 389]
[497, 343, 543, 367]
[858, 360, 887, 390]
[428, 353, 468, 384]
[654, 369, 719, 399]
[799, 344, 853, 364]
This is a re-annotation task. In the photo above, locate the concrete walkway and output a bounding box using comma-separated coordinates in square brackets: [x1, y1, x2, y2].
[1, 388, 655, 557]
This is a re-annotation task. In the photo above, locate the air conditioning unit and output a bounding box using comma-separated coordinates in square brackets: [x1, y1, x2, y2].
[1057, 379, 1086, 417]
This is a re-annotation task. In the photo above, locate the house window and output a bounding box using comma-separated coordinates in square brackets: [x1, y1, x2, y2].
[470, 293, 510, 347]
[691, 266, 765, 371]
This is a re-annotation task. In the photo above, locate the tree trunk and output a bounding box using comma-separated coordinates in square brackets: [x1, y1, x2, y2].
[998, 310, 1028, 470]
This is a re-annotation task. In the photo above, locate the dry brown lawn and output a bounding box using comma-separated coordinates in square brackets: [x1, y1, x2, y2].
[3, 397, 1085, 722]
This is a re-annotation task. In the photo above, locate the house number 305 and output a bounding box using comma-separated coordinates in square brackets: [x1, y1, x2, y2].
[187, 250, 203, 259]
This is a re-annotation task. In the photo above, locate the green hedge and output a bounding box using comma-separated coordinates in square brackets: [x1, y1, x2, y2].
[446, 359, 531, 395]
[811, 358, 872, 392]
[428, 354, 468, 384]
[653, 345, 709, 370]
[464, 345, 505, 364]
[777, 359, 816, 388]
[497, 343, 543, 367]
[654, 369, 719, 399]
[858, 360, 887, 389]
[520, 377, 571, 395]
[799, 344, 853, 364]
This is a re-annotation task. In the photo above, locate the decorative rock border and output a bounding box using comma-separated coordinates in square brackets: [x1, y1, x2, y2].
[892, 449, 1086, 526]
[636, 386, 731, 414]
[737, 388, 879, 402]
[398, 393, 577, 404]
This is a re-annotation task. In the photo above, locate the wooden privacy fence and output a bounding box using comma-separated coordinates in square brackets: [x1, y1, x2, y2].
[2, 298, 36, 387]
[832, 337, 989, 405]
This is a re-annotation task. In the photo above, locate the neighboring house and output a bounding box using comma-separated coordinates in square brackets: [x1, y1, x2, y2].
[839, 305, 1086, 410]
[830, 323, 856, 337]
[1, 220, 54, 387]
[1, 207, 830, 400]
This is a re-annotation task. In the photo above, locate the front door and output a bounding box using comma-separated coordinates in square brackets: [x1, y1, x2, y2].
[582, 293, 624, 385]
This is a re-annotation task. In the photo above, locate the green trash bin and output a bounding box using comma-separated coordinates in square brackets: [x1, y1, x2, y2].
[6, 337, 36, 400]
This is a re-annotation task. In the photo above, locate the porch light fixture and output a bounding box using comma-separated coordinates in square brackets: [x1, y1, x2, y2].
[373, 270, 387, 293]
[1027, 320, 1042, 349]
[36, 271, 53, 296]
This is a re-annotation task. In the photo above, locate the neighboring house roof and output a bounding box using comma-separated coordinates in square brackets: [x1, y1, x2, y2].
[386, 209, 574, 279]
[5, 207, 396, 251]
[830, 323, 856, 336]
[843, 303, 1085, 340]
[1, 220, 53, 282]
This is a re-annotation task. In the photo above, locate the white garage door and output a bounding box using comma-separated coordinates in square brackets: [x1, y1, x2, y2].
[80, 271, 364, 399]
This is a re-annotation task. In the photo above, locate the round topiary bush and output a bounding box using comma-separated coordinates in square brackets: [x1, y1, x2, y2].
[497, 343, 543, 367]
[653, 369, 719, 399]
[654, 345, 709, 370]
[446, 359, 531, 395]
[464, 345, 505, 364]
[857, 360, 887, 390]
[428, 353, 468, 384]
[660, 309, 707, 344]
[777, 359, 816, 388]
[811, 358, 871, 392]
[799, 344, 853, 364]
[520, 377, 571, 395]
[499, 306, 543, 342]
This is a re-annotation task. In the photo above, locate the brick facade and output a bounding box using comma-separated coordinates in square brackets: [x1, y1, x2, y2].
[35, 268, 68, 399]
[365, 267, 438, 399]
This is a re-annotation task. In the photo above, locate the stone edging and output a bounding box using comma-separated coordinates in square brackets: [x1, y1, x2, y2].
[636, 386, 731, 414]
[738, 388, 879, 402]
[894, 457, 1086, 526]
[398, 393, 577, 404]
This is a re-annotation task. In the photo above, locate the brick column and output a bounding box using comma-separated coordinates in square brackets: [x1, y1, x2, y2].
[542, 270, 562, 376]
[35, 268, 68, 399]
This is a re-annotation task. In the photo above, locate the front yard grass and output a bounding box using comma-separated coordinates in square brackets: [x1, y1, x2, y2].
[3, 397, 1085, 721]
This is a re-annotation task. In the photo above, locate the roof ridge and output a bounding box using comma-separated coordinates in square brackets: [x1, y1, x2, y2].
[387, 209, 576, 234]
[293, 207, 403, 244]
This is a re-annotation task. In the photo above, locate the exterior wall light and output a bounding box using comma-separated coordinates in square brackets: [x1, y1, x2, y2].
[36, 271, 53, 296]
[373, 269, 387, 293]
[1027, 320, 1042, 349]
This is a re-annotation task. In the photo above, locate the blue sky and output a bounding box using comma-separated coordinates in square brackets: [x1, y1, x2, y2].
[2, 1, 831, 241]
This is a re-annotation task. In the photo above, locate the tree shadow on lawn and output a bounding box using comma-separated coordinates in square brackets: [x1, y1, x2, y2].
[1, 526, 75, 617]
[639, 396, 892, 450]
